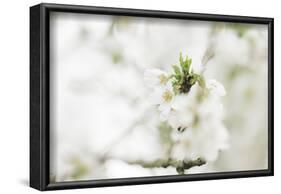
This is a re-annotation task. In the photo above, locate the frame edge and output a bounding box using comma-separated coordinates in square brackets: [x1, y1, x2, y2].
[30, 3, 49, 191]
[268, 18, 274, 176]
[30, 3, 41, 191]
[41, 2, 272, 24]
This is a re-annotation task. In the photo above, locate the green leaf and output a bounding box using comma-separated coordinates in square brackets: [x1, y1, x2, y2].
[172, 65, 181, 75]
[188, 58, 192, 66]
[179, 52, 184, 66]
[175, 74, 181, 80]
[179, 55, 192, 73]
[197, 75, 206, 88]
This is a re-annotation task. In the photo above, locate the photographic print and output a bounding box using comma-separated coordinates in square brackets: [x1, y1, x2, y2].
[30, 3, 273, 190]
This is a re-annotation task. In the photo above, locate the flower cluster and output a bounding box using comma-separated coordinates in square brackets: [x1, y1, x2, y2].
[144, 53, 229, 162]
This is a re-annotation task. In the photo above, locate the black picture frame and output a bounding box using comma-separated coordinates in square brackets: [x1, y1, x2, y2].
[30, 3, 274, 191]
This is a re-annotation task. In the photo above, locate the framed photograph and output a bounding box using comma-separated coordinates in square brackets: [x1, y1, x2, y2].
[30, 3, 274, 191]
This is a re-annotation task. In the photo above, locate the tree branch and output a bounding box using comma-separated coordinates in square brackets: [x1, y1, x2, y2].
[126, 158, 206, 174]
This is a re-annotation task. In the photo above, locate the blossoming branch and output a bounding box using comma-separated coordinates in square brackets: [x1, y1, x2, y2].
[141, 52, 229, 174]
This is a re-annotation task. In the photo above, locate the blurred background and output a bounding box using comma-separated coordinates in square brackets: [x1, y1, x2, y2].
[49, 12, 268, 182]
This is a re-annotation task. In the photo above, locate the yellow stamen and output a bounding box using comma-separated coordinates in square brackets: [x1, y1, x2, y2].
[162, 90, 173, 102]
[158, 74, 168, 84]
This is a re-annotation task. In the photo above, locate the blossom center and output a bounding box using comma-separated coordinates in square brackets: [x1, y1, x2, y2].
[162, 90, 173, 102]
[158, 74, 168, 85]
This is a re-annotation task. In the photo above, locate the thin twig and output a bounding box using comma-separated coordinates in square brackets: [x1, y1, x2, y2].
[126, 158, 206, 174]
[200, 23, 224, 74]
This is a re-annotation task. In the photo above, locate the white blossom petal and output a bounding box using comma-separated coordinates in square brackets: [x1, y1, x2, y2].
[144, 68, 168, 88]
[206, 79, 226, 96]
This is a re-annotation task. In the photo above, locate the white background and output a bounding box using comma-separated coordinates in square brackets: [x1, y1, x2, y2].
[0, 0, 278, 193]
